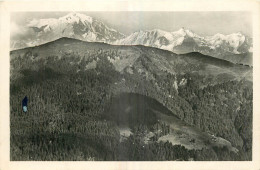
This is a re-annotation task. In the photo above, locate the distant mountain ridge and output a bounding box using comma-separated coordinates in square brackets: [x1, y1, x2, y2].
[11, 12, 253, 66]
[113, 28, 253, 66]
[10, 37, 252, 82]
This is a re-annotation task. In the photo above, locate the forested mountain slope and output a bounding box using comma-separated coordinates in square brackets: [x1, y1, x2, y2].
[10, 37, 252, 161]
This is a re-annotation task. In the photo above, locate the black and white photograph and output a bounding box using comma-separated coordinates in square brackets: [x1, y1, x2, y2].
[9, 11, 253, 161]
[1, 0, 260, 169]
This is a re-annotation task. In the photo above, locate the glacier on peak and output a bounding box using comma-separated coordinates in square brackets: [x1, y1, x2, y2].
[60, 12, 94, 24]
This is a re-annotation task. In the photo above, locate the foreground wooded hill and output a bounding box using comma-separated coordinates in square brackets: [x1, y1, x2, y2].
[10, 38, 252, 160]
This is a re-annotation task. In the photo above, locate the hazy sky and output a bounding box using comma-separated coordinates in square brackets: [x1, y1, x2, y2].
[11, 11, 252, 37]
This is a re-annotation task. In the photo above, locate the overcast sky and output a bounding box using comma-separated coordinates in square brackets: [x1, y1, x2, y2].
[11, 11, 252, 37]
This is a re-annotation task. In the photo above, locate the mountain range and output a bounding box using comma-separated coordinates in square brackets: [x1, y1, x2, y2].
[11, 12, 253, 66]
[114, 29, 253, 66]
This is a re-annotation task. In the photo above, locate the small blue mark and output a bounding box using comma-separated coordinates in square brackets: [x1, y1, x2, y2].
[22, 96, 28, 113]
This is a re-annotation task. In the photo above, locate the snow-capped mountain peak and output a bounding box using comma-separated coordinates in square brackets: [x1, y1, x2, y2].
[28, 12, 94, 31]
[59, 12, 93, 24]
[113, 27, 252, 64]
[114, 28, 204, 52]
[14, 13, 125, 50]
[171, 27, 199, 38]
[204, 32, 247, 53]
[113, 29, 183, 51]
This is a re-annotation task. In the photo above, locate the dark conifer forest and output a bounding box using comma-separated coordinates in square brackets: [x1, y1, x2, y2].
[10, 38, 252, 161]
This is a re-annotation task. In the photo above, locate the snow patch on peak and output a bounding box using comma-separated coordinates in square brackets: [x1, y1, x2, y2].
[149, 29, 167, 34]
[211, 33, 226, 39]
[28, 12, 94, 29]
[172, 28, 187, 37]
[227, 34, 246, 54]
[205, 32, 246, 53]
[82, 32, 97, 41]
[59, 12, 93, 24]
[172, 28, 197, 38]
